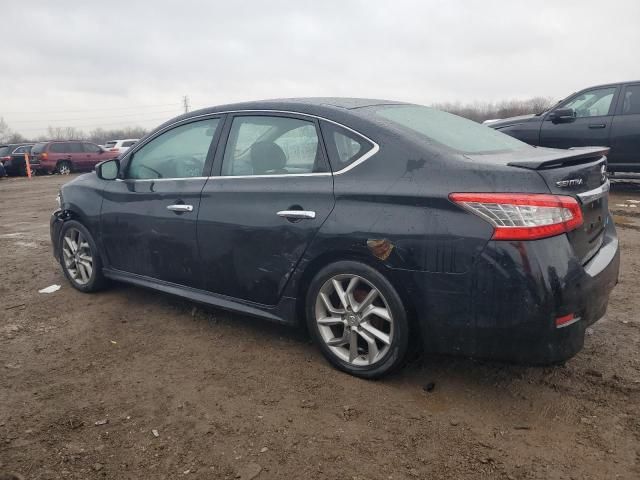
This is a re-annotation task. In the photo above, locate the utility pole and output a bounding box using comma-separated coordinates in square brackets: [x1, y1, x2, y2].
[182, 95, 190, 113]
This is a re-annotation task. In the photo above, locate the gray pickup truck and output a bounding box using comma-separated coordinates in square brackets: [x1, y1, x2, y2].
[486, 81, 640, 173]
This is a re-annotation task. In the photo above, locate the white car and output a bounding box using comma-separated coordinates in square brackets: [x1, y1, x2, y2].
[104, 139, 139, 154]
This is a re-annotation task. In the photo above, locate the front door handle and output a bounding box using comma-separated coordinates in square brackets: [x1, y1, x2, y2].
[167, 204, 194, 213]
[277, 210, 316, 220]
[588, 123, 606, 129]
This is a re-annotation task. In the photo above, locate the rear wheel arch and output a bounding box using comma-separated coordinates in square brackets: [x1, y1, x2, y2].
[56, 160, 72, 174]
[294, 250, 422, 345]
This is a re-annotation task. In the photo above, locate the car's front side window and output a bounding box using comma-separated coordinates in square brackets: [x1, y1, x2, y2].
[221, 116, 326, 176]
[564, 87, 616, 118]
[126, 118, 220, 180]
[83, 143, 101, 153]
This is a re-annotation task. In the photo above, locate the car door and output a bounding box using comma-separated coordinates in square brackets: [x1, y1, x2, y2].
[609, 83, 640, 170]
[68, 142, 86, 169]
[100, 116, 223, 287]
[540, 86, 620, 150]
[197, 113, 335, 305]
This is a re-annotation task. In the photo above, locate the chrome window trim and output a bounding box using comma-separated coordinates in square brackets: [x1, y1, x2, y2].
[115, 176, 210, 183]
[121, 109, 380, 182]
[576, 179, 610, 204]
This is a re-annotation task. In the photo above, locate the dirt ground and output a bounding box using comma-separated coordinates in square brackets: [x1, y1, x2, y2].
[1, 174, 639, 480]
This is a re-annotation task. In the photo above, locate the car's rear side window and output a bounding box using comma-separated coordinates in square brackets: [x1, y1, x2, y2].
[320, 121, 374, 172]
[621, 84, 640, 115]
[69, 142, 83, 153]
[122, 141, 136, 147]
[375, 105, 530, 154]
[83, 143, 101, 153]
[221, 116, 327, 176]
[50, 143, 67, 153]
[31, 143, 47, 154]
[104, 141, 117, 148]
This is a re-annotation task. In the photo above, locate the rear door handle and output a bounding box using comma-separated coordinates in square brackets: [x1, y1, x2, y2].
[277, 210, 316, 219]
[167, 204, 194, 213]
[588, 124, 606, 129]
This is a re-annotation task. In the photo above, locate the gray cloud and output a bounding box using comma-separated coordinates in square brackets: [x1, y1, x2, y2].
[2, 0, 639, 136]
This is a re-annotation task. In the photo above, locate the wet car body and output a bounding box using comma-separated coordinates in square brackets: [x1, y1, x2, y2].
[50, 98, 620, 374]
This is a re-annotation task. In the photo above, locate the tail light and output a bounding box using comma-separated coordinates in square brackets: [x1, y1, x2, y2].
[0, 156, 10, 161]
[449, 193, 583, 241]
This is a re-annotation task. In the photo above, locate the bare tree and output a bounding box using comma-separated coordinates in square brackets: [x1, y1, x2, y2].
[0, 117, 11, 143]
[46, 126, 86, 140]
[432, 97, 557, 123]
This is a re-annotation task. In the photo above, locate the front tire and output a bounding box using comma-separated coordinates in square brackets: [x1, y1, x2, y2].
[305, 261, 410, 379]
[58, 220, 107, 292]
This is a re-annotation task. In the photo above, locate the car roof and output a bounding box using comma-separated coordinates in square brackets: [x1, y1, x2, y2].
[186, 97, 402, 116]
[578, 80, 640, 90]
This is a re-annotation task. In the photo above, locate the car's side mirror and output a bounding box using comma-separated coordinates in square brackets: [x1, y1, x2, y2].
[96, 159, 119, 180]
[549, 107, 576, 124]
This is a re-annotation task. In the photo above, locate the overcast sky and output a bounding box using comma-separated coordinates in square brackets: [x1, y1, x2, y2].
[1, 0, 639, 137]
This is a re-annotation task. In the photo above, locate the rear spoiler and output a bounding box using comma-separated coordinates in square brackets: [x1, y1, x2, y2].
[507, 146, 609, 170]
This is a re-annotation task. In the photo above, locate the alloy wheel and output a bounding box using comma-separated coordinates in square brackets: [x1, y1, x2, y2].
[314, 274, 394, 366]
[58, 163, 71, 175]
[62, 228, 93, 285]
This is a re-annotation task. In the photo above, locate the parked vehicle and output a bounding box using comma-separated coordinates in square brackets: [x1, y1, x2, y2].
[1, 144, 26, 175]
[50, 98, 619, 378]
[31, 141, 118, 174]
[1, 144, 39, 176]
[486, 81, 640, 172]
[104, 139, 139, 154]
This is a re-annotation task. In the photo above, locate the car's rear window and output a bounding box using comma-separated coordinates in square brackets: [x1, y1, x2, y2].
[104, 141, 117, 148]
[375, 105, 530, 154]
[31, 143, 47, 154]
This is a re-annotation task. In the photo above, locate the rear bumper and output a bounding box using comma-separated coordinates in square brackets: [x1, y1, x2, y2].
[399, 215, 620, 364]
[50, 209, 64, 261]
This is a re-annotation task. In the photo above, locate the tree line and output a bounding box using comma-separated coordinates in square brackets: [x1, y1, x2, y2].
[0, 96, 559, 144]
[0, 119, 148, 145]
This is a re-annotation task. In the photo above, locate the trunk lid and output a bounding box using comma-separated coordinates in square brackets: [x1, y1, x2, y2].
[465, 146, 610, 264]
[507, 146, 609, 264]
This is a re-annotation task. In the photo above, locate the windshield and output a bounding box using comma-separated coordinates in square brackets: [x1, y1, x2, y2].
[375, 105, 530, 154]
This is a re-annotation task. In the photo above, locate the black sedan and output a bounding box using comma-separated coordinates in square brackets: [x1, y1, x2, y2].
[50, 98, 620, 378]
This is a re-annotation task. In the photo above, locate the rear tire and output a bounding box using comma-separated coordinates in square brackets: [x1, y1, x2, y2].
[58, 220, 107, 293]
[56, 161, 72, 175]
[305, 260, 410, 379]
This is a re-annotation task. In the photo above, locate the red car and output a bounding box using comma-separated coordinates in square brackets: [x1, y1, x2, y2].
[31, 141, 118, 174]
